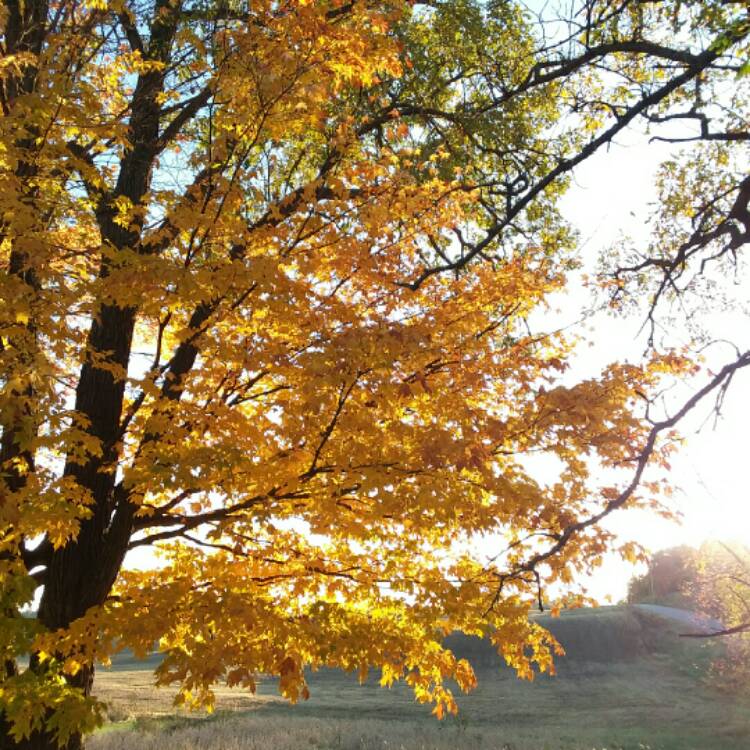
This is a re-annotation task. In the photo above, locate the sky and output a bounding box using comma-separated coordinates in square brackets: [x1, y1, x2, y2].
[540, 130, 750, 601]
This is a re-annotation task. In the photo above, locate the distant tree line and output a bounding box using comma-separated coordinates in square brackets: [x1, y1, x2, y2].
[627, 545, 700, 606]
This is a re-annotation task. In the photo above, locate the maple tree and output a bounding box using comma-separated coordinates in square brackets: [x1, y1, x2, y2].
[1, 0, 749, 747]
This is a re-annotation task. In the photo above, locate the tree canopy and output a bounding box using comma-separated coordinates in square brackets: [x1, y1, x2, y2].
[1, 0, 749, 747]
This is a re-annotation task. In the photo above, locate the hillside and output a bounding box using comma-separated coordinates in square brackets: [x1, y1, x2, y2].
[105, 604, 687, 673]
[444, 605, 650, 668]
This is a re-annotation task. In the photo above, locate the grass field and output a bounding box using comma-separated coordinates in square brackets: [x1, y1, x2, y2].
[88, 606, 750, 750]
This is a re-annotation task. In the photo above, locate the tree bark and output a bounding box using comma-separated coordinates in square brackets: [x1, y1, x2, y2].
[1, 0, 177, 745]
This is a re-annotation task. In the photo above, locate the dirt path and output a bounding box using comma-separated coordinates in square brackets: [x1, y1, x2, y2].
[634, 603, 723, 634]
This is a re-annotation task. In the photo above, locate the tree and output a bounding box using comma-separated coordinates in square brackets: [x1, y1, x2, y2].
[603, 3, 750, 342]
[627, 545, 698, 605]
[1, 0, 749, 747]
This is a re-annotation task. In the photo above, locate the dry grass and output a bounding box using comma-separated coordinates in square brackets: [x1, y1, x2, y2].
[87, 608, 750, 750]
[90, 661, 750, 749]
[93, 669, 283, 722]
[89, 714, 486, 750]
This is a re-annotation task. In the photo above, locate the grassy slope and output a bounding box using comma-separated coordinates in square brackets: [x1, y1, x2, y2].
[90, 606, 750, 750]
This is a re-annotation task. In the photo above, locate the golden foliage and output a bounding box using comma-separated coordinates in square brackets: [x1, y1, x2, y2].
[3, 0, 743, 744]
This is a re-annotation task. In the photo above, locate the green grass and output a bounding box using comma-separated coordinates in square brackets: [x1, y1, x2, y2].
[88, 606, 750, 750]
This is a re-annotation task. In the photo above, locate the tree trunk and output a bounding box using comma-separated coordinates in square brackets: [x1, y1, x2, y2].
[1, 2, 179, 746]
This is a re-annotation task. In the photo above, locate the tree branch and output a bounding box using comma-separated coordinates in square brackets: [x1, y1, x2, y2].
[486, 349, 750, 612]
